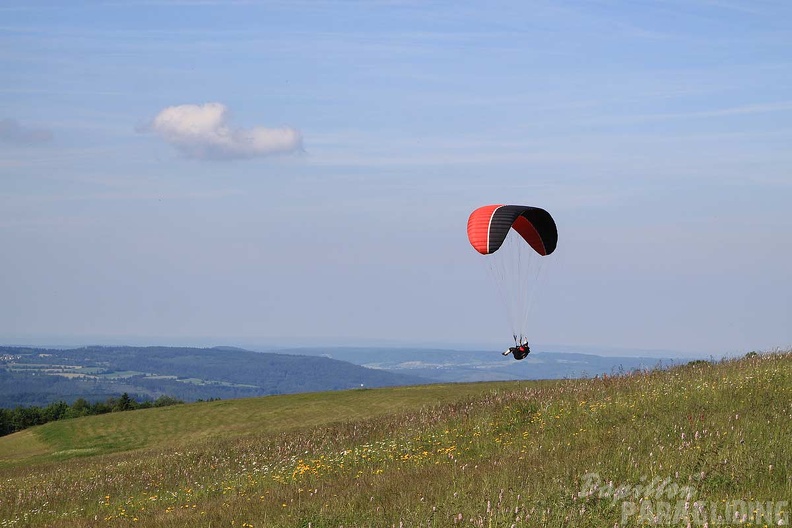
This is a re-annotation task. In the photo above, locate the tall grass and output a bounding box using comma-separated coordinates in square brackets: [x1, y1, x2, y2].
[1, 351, 790, 527]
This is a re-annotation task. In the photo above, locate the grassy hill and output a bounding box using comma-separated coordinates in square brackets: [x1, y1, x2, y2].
[1, 351, 789, 527]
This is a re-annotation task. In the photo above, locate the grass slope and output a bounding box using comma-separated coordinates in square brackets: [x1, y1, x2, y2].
[1, 352, 790, 527]
[1, 382, 528, 463]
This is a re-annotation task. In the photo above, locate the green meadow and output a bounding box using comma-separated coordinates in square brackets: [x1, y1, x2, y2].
[1, 352, 790, 527]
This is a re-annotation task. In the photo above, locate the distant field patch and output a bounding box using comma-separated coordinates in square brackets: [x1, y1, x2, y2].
[99, 371, 147, 379]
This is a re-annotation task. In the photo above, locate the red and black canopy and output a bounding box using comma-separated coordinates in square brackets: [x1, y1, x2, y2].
[467, 204, 557, 256]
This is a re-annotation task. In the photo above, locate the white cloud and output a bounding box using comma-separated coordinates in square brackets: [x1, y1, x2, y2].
[0, 118, 53, 145]
[144, 102, 302, 160]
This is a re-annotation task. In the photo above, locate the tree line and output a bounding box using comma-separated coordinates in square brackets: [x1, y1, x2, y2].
[0, 393, 185, 437]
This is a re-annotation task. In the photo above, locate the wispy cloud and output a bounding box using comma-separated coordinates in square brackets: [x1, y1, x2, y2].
[584, 100, 792, 127]
[691, 100, 792, 117]
[140, 103, 303, 161]
[0, 118, 53, 145]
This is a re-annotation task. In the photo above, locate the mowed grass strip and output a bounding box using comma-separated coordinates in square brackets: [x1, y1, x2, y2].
[0, 429, 50, 461]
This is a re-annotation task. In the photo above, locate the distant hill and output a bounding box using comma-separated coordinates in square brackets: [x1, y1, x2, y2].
[0, 343, 691, 408]
[0, 346, 430, 408]
[268, 346, 682, 382]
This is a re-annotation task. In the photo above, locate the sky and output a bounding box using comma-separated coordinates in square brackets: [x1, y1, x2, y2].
[1, 0, 790, 357]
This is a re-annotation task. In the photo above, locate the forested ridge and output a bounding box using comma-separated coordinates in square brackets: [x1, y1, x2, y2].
[0, 345, 428, 409]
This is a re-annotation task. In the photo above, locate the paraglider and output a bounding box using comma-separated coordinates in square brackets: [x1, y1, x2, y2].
[467, 204, 558, 360]
[505, 342, 530, 360]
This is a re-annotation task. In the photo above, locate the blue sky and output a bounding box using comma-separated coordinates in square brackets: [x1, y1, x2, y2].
[1, 0, 790, 356]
